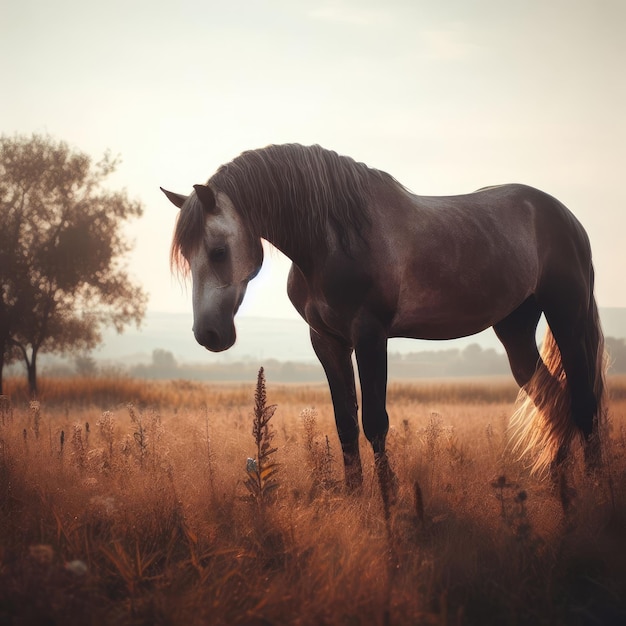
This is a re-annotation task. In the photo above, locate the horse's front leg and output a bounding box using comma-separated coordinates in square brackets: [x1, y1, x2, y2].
[310, 328, 362, 491]
[354, 322, 397, 517]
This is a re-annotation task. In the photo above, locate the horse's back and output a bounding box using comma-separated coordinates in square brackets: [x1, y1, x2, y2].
[373, 182, 590, 340]
[404, 183, 591, 271]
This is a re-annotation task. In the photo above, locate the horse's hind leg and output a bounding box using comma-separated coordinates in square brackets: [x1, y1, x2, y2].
[309, 328, 363, 491]
[542, 303, 603, 471]
[493, 298, 571, 472]
[493, 297, 543, 388]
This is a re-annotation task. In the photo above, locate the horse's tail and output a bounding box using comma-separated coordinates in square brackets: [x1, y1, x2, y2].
[586, 296, 607, 430]
[509, 295, 607, 474]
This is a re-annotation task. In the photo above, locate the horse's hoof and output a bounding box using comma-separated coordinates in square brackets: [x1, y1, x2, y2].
[374, 453, 398, 508]
[344, 476, 363, 495]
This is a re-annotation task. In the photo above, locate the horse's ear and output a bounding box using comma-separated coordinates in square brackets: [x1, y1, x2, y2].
[193, 184, 216, 211]
[160, 187, 188, 209]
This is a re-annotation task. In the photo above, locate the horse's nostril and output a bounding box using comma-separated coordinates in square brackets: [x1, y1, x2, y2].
[194, 328, 220, 351]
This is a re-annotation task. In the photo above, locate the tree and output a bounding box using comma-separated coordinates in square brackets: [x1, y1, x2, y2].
[151, 348, 177, 372]
[74, 354, 98, 377]
[0, 133, 147, 395]
[129, 349, 178, 380]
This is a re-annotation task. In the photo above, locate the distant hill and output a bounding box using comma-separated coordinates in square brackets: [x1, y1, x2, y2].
[598, 307, 626, 339]
[93, 307, 626, 366]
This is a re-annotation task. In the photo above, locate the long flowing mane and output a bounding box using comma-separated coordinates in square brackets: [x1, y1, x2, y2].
[171, 144, 402, 268]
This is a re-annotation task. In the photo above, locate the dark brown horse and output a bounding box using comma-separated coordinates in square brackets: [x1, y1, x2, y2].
[162, 143, 606, 507]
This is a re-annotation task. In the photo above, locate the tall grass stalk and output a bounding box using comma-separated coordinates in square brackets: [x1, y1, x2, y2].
[243, 367, 280, 507]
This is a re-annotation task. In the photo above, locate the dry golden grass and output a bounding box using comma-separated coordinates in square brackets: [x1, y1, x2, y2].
[2, 374, 524, 408]
[1, 374, 625, 625]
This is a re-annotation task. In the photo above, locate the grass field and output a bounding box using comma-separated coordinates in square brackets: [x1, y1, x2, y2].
[1, 374, 625, 625]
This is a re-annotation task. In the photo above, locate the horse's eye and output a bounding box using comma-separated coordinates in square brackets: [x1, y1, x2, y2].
[209, 246, 227, 262]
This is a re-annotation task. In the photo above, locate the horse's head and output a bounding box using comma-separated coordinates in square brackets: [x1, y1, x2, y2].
[162, 184, 263, 352]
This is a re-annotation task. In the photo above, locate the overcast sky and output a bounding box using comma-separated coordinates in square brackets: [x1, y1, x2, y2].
[2, 0, 625, 323]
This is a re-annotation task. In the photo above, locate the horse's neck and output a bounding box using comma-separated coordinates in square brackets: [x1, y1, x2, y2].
[252, 198, 321, 272]
[258, 223, 317, 273]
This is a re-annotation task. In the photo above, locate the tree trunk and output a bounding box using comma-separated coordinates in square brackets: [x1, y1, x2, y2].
[27, 353, 37, 398]
[0, 329, 11, 396]
[0, 317, 9, 395]
[14, 341, 38, 399]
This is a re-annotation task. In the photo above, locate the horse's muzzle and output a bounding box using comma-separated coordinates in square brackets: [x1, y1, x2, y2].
[193, 325, 236, 352]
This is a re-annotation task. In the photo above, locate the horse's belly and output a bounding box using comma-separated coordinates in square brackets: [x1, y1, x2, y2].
[389, 290, 529, 340]
[390, 316, 494, 341]
[388, 243, 537, 340]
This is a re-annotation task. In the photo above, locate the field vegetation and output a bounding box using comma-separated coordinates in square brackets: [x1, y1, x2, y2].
[1, 373, 625, 625]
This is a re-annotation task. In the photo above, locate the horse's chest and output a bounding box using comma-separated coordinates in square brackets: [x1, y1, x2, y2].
[303, 270, 383, 341]
[304, 292, 361, 342]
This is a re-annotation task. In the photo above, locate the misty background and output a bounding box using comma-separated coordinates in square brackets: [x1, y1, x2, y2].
[10, 308, 625, 382]
[2, 1, 624, 379]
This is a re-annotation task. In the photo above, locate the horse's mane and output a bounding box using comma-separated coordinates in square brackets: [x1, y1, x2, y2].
[171, 144, 401, 270]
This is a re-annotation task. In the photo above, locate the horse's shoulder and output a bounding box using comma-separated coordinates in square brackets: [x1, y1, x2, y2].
[287, 263, 308, 311]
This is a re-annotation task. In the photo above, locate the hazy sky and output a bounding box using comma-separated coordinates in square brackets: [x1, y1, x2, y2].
[3, 0, 625, 323]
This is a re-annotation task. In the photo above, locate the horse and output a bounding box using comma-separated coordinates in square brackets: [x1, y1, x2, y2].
[162, 143, 606, 508]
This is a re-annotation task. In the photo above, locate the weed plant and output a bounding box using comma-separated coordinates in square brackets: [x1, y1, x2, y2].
[243, 367, 280, 506]
[0, 375, 625, 624]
